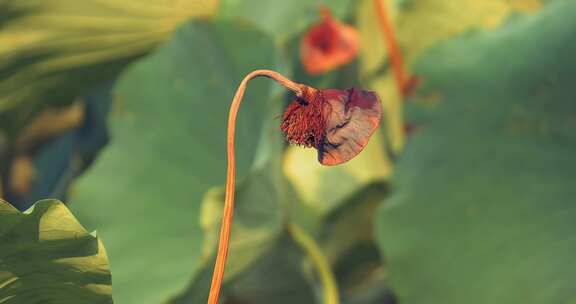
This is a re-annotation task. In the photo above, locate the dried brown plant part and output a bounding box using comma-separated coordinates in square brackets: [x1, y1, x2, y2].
[318, 88, 382, 165]
[281, 88, 382, 166]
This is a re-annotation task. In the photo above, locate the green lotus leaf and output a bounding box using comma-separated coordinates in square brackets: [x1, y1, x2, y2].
[377, 1, 576, 303]
[0, 199, 112, 303]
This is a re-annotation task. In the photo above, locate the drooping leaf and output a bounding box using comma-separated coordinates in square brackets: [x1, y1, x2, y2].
[69, 20, 278, 303]
[0, 0, 217, 135]
[377, 2, 576, 303]
[0, 199, 112, 303]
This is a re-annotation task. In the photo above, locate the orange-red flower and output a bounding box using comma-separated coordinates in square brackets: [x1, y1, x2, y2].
[300, 7, 360, 75]
[281, 86, 381, 166]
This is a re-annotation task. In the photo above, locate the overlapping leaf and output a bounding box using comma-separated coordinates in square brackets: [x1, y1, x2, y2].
[377, 1, 576, 303]
[0, 199, 112, 303]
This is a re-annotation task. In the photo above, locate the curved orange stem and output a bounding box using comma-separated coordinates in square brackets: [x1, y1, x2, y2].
[374, 0, 407, 96]
[207, 70, 303, 304]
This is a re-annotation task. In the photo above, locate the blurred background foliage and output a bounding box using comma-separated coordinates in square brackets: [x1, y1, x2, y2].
[1, 0, 575, 303]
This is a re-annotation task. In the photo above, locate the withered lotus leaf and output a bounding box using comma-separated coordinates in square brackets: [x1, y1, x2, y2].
[281, 87, 382, 166]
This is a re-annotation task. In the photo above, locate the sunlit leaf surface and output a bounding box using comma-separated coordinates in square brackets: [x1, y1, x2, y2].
[0, 199, 112, 303]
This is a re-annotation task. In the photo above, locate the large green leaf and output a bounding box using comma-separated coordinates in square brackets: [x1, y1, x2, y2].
[0, 199, 112, 303]
[69, 20, 278, 303]
[0, 0, 217, 135]
[377, 1, 576, 303]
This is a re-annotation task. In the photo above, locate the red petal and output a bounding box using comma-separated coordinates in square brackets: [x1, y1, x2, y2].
[300, 8, 359, 75]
